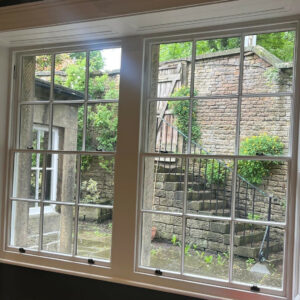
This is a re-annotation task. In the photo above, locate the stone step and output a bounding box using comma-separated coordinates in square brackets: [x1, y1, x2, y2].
[156, 173, 205, 183]
[187, 199, 230, 212]
[157, 166, 183, 173]
[160, 181, 207, 191]
[224, 230, 265, 246]
[175, 190, 215, 201]
[234, 241, 282, 258]
[208, 221, 255, 234]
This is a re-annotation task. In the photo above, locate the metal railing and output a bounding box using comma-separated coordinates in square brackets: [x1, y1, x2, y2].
[156, 116, 276, 260]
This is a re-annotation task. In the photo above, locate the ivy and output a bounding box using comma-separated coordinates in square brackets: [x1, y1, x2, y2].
[168, 86, 201, 143]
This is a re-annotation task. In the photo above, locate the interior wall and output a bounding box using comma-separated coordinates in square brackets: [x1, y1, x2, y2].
[0, 263, 200, 300]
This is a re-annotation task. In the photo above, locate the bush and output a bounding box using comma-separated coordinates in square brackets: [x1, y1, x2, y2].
[203, 159, 227, 185]
[238, 134, 284, 184]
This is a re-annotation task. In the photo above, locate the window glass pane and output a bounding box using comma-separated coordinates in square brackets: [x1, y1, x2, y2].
[194, 37, 240, 96]
[243, 31, 295, 94]
[150, 42, 192, 98]
[143, 156, 185, 212]
[20, 104, 50, 150]
[80, 156, 114, 205]
[88, 48, 121, 100]
[233, 223, 284, 289]
[184, 218, 230, 280]
[42, 204, 75, 255]
[10, 200, 40, 249]
[86, 103, 118, 152]
[187, 158, 233, 217]
[45, 154, 77, 202]
[236, 160, 287, 223]
[54, 52, 86, 100]
[12, 152, 43, 200]
[21, 55, 51, 102]
[240, 96, 291, 156]
[191, 98, 237, 155]
[149, 100, 189, 154]
[52, 104, 84, 151]
[140, 212, 182, 273]
[77, 207, 112, 260]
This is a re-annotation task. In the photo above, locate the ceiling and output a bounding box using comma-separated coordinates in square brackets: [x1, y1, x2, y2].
[0, 0, 299, 47]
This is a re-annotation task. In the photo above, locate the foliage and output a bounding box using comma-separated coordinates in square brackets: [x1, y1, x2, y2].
[204, 255, 213, 264]
[168, 86, 201, 143]
[246, 258, 256, 269]
[257, 31, 295, 62]
[247, 213, 260, 221]
[203, 159, 227, 185]
[171, 234, 181, 247]
[80, 178, 100, 203]
[238, 134, 284, 184]
[217, 253, 226, 266]
[184, 244, 191, 256]
[159, 32, 295, 63]
[159, 38, 240, 62]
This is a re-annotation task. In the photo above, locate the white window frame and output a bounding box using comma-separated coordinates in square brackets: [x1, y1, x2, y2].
[136, 22, 300, 299]
[0, 17, 299, 300]
[6, 43, 120, 267]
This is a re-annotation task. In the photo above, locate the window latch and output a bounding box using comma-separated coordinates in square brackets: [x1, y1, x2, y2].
[256, 152, 264, 156]
[250, 285, 260, 292]
[19, 247, 26, 254]
[27, 146, 34, 150]
[159, 150, 168, 154]
[155, 269, 163, 276]
[88, 258, 95, 265]
[96, 148, 103, 152]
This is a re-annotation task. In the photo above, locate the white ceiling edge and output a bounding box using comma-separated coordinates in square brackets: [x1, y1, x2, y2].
[0, 0, 299, 48]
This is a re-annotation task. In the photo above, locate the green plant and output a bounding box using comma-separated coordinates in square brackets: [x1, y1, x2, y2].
[223, 251, 230, 260]
[204, 255, 213, 264]
[169, 86, 201, 144]
[217, 254, 225, 266]
[171, 234, 177, 246]
[184, 244, 191, 256]
[246, 257, 256, 269]
[80, 178, 100, 204]
[247, 213, 261, 220]
[150, 249, 159, 256]
[203, 159, 228, 185]
[239, 134, 284, 184]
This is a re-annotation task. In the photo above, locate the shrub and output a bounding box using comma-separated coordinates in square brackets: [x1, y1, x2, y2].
[238, 134, 284, 184]
[203, 159, 227, 185]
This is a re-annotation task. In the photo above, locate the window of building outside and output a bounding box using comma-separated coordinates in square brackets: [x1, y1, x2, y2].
[9, 47, 121, 262]
[138, 29, 296, 296]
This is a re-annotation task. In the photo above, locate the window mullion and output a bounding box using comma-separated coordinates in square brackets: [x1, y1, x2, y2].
[48, 54, 55, 150]
[72, 154, 81, 256]
[38, 150, 47, 251]
[235, 33, 245, 156]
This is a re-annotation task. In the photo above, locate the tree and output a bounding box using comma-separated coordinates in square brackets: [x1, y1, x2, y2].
[159, 32, 295, 62]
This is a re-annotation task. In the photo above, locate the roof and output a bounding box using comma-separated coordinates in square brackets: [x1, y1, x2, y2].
[35, 78, 84, 99]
